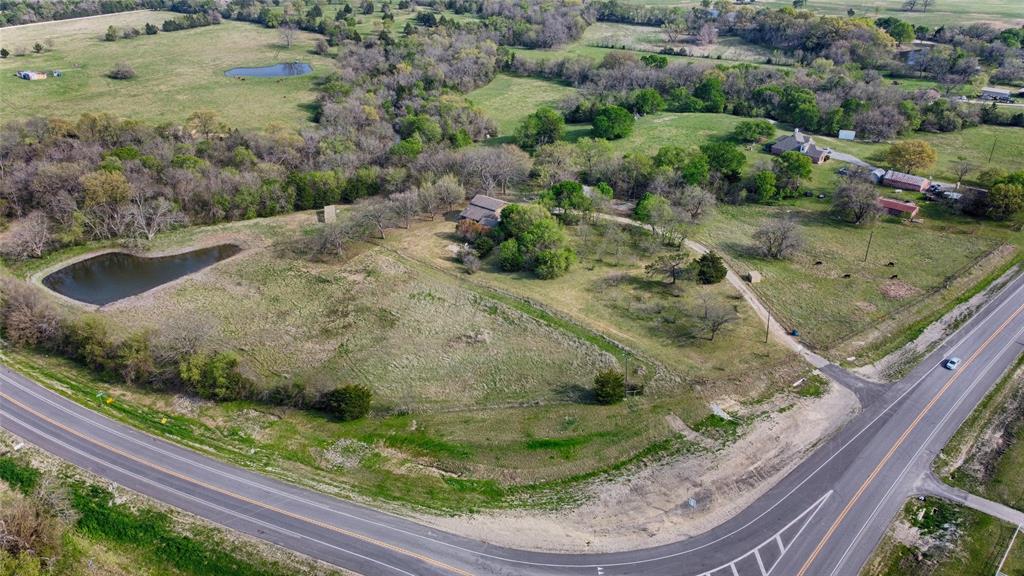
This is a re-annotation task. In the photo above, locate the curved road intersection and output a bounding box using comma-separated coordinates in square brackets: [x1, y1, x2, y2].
[3, 270, 1024, 576]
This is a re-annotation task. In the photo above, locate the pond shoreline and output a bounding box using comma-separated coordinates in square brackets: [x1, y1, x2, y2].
[30, 239, 251, 310]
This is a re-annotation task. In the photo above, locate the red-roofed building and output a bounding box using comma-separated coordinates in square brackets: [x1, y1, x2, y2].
[877, 197, 920, 218]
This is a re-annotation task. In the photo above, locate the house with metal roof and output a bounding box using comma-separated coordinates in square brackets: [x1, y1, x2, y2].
[458, 194, 508, 228]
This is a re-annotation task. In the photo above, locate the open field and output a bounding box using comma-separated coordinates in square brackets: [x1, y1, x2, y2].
[3, 209, 812, 511]
[467, 74, 576, 136]
[0, 11, 335, 130]
[609, 0, 1024, 28]
[863, 497, 1020, 576]
[387, 217, 797, 404]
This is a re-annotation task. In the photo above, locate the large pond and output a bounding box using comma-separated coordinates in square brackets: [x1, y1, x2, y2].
[224, 62, 313, 78]
[42, 244, 241, 306]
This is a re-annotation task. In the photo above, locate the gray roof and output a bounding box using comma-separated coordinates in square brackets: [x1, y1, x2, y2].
[883, 170, 929, 187]
[459, 194, 508, 226]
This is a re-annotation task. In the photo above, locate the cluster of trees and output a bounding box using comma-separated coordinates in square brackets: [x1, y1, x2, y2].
[475, 0, 593, 48]
[161, 9, 220, 31]
[0, 277, 373, 419]
[492, 203, 575, 279]
[0, 0, 161, 26]
[962, 170, 1024, 221]
[505, 48, 1011, 141]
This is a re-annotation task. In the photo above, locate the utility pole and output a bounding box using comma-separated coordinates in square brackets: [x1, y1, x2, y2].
[863, 229, 875, 263]
[765, 309, 771, 344]
[989, 136, 998, 164]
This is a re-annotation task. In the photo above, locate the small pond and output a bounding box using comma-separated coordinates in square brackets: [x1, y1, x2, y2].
[42, 244, 241, 306]
[224, 62, 313, 78]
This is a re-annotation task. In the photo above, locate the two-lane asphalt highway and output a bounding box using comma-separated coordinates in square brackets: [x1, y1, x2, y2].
[3, 267, 1024, 576]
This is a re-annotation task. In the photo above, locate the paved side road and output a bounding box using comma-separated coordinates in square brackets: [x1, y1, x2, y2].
[2, 271, 1024, 576]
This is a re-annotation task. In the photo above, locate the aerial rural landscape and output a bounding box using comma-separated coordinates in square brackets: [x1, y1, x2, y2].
[0, 0, 1022, 574]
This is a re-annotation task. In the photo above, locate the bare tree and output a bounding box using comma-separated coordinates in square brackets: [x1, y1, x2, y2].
[433, 174, 466, 211]
[676, 185, 716, 222]
[698, 291, 738, 341]
[662, 18, 688, 43]
[279, 23, 298, 48]
[920, 0, 934, 12]
[360, 202, 398, 239]
[1, 212, 51, 260]
[752, 218, 803, 260]
[832, 180, 881, 225]
[645, 252, 689, 284]
[314, 217, 370, 256]
[953, 157, 974, 189]
[696, 22, 718, 46]
[417, 184, 443, 219]
[389, 189, 420, 228]
[129, 196, 186, 241]
[902, 0, 918, 11]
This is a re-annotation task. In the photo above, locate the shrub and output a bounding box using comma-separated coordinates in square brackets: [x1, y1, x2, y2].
[591, 105, 634, 140]
[32, 43, 43, 53]
[534, 247, 575, 279]
[594, 370, 625, 404]
[178, 351, 254, 401]
[104, 25, 118, 41]
[0, 48, 9, 58]
[321, 384, 372, 421]
[695, 251, 727, 284]
[107, 62, 136, 80]
[144, 23, 159, 35]
[473, 235, 495, 257]
[498, 238, 524, 271]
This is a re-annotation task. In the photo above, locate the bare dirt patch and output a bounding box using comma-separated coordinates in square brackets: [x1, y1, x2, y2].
[880, 279, 922, 300]
[420, 382, 859, 552]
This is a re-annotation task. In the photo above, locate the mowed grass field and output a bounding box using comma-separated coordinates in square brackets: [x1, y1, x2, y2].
[0, 11, 336, 129]
[609, 0, 1024, 28]
[467, 74, 576, 137]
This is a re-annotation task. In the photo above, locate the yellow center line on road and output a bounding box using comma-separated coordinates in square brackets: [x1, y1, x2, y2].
[796, 299, 1024, 576]
[0, 389, 474, 576]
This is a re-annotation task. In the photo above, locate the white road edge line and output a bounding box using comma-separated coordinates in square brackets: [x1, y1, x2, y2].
[2, 273, 1022, 570]
[826, 322, 1024, 576]
[0, 410, 412, 576]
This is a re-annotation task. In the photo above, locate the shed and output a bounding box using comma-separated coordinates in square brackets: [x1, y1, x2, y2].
[459, 194, 508, 228]
[981, 87, 1011, 100]
[877, 197, 920, 218]
[882, 170, 930, 192]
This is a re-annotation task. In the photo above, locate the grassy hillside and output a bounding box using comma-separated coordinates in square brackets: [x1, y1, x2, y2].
[0, 11, 335, 130]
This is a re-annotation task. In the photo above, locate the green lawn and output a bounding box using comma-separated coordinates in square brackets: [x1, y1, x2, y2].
[467, 74, 577, 136]
[0, 11, 336, 130]
[863, 498, 1019, 576]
